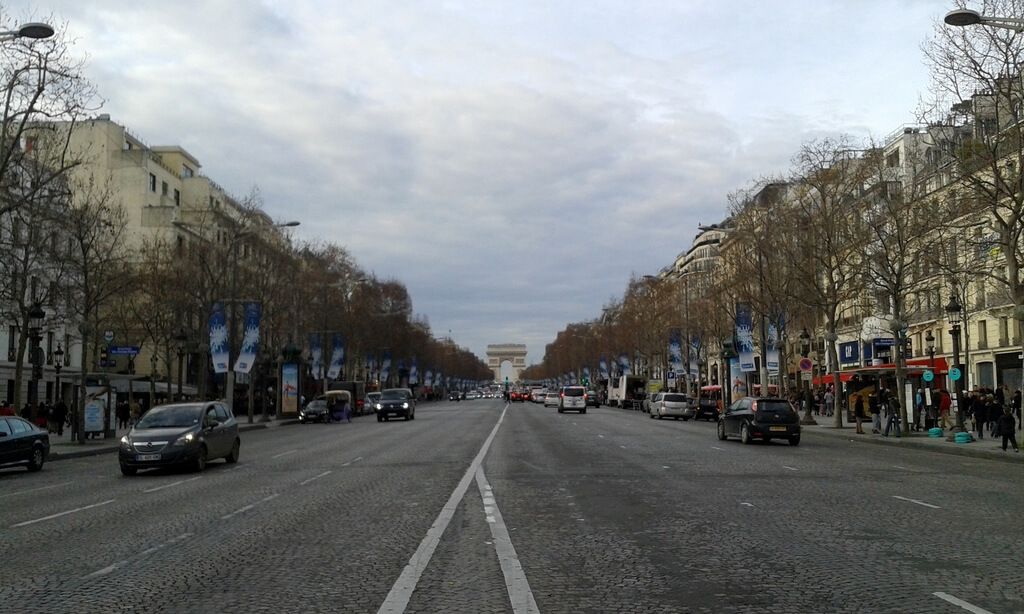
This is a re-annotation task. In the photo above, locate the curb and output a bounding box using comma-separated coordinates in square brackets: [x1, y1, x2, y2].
[802, 427, 1024, 464]
[49, 445, 119, 461]
[238, 423, 268, 432]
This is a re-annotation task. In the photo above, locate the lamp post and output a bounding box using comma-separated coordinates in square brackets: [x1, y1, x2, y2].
[173, 328, 189, 401]
[925, 330, 935, 369]
[946, 294, 966, 432]
[0, 22, 55, 42]
[944, 9, 1024, 32]
[27, 303, 45, 414]
[52, 343, 64, 403]
[798, 328, 816, 425]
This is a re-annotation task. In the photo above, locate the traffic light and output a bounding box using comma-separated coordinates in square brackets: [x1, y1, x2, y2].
[581, 376, 589, 386]
[99, 348, 109, 367]
[721, 337, 737, 359]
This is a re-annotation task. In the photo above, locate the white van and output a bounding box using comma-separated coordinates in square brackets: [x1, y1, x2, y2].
[559, 386, 587, 413]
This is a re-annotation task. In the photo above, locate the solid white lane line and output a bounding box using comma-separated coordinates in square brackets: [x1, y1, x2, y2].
[271, 449, 297, 459]
[0, 481, 73, 499]
[932, 592, 995, 614]
[893, 495, 941, 509]
[300, 470, 333, 485]
[783, 466, 798, 471]
[377, 404, 509, 614]
[11, 499, 116, 528]
[143, 476, 201, 493]
[475, 467, 540, 614]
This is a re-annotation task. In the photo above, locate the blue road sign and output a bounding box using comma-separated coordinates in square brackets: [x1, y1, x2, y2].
[922, 370, 934, 383]
[949, 367, 962, 382]
[109, 345, 140, 356]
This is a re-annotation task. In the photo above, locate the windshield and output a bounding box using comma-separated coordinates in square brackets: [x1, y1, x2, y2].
[136, 406, 201, 429]
[381, 390, 409, 400]
[562, 388, 584, 396]
[664, 394, 687, 403]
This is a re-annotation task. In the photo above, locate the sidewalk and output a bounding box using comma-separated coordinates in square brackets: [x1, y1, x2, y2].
[46, 416, 300, 461]
[801, 420, 1024, 464]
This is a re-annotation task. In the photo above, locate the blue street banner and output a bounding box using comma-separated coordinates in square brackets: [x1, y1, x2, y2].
[309, 334, 323, 379]
[326, 333, 344, 380]
[599, 357, 609, 379]
[668, 331, 683, 374]
[735, 303, 755, 372]
[766, 322, 780, 374]
[281, 363, 299, 414]
[381, 352, 392, 382]
[366, 353, 376, 381]
[209, 302, 229, 374]
[617, 353, 631, 376]
[582, 366, 591, 382]
[409, 359, 419, 385]
[690, 335, 701, 376]
[233, 302, 262, 374]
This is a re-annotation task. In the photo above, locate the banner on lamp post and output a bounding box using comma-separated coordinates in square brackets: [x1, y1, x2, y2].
[599, 358, 609, 379]
[668, 331, 683, 374]
[736, 303, 755, 372]
[326, 334, 344, 380]
[281, 363, 299, 415]
[381, 352, 392, 383]
[233, 302, 261, 374]
[209, 302, 229, 374]
[309, 334, 323, 380]
[766, 321, 780, 375]
[409, 359, 419, 385]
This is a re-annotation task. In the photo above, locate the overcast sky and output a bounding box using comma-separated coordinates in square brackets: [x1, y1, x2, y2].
[13, 0, 947, 367]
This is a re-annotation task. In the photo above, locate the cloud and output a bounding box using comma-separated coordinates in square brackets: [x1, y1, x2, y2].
[17, 0, 941, 365]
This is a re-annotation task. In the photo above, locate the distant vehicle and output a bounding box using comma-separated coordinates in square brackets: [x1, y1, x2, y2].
[607, 375, 647, 409]
[558, 386, 587, 413]
[466, 391, 481, 400]
[365, 392, 382, 412]
[648, 392, 695, 420]
[299, 399, 329, 423]
[586, 390, 600, 407]
[530, 388, 546, 403]
[119, 402, 240, 475]
[543, 392, 560, 408]
[718, 397, 801, 446]
[448, 390, 462, 402]
[328, 381, 368, 415]
[0, 416, 49, 472]
[377, 388, 416, 422]
[510, 389, 527, 402]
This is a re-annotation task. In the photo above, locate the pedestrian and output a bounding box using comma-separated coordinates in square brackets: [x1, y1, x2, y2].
[870, 391, 882, 434]
[824, 388, 834, 417]
[129, 399, 141, 425]
[997, 407, 1019, 452]
[0, 402, 14, 416]
[35, 402, 49, 430]
[20, 402, 32, 421]
[1013, 389, 1022, 429]
[938, 389, 952, 431]
[53, 399, 67, 437]
[341, 396, 352, 423]
[884, 394, 901, 437]
[853, 394, 865, 434]
[973, 394, 988, 440]
[117, 401, 130, 430]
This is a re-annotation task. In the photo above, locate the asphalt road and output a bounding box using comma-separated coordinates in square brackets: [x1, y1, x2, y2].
[1, 399, 1021, 614]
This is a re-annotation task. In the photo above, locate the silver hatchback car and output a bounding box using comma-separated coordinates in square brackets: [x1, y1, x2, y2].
[648, 392, 695, 420]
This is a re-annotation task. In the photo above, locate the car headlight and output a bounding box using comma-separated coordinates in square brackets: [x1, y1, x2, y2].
[402, 402, 409, 409]
[120, 435, 131, 448]
[376, 403, 382, 410]
[173, 432, 196, 447]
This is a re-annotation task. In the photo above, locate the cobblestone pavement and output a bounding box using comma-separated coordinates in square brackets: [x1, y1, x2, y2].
[1, 399, 1020, 613]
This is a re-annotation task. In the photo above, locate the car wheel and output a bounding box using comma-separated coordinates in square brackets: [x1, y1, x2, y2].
[377, 414, 383, 422]
[649, 411, 655, 419]
[717, 421, 727, 441]
[404, 413, 410, 421]
[226, 439, 240, 463]
[740, 422, 752, 445]
[580, 408, 586, 414]
[789, 435, 801, 447]
[410, 411, 415, 420]
[27, 446, 45, 472]
[193, 446, 208, 472]
[120, 463, 137, 476]
[682, 417, 690, 421]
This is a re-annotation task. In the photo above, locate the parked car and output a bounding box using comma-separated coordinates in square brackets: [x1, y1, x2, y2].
[717, 397, 801, 446]
[586, 390, 601, 407]
[543, 391, 560, 408]
[648, 392, 695, 420]
[558, 386, 587, 413]
[376, 388, 416, 421]
[0, 416, 50, 472]
[299, 399, 329, 423]
[119, 402, 240, 475]
[694, 397, 720, 421]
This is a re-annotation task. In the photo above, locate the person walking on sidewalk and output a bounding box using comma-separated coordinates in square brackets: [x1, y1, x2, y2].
[938, 389, 952, 431]
[52, 399, 67, 437]
[117, 402, 130, 430]
[854, 394, 866, 434]
[884, 394, 901, 437]
[973, 394, 989, 440]
[1013, 389, 1022, 430]
[824, 388, 834, 417]
[997, 407, 1019, 452]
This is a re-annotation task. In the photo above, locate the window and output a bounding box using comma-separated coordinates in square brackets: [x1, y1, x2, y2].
[978, 320, 988, 347]
[64, 333, 71, 366]
[0, 419, 11, 437]
[149, 173, 157, 192]
[215, 405, 231, 421]
[7, 325, 16, 361]
[174, 189, 180, 206]
[9, 418, 30, 434]
[1001, 317, 1010, 344]
[935, 328, 944, 354]
[5, 381, 13, 404]
[183, 165, 194, 178]
[46, 332, 54, 364]
[162, 181, 168, 196]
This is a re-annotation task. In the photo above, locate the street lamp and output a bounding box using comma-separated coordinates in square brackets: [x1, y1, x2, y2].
[173, 327, 189, 401]
[27, 303, 46, 413]
[52, 343, 64, 403]
[946, 294, 965, 432]
[925, 330, 935, 369]
[944, 8, 1024, 31]
[797, 328, 816, 425]
[0, 22, 55, 42]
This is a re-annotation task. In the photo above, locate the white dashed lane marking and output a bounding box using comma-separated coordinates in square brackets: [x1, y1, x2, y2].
[932, 592, 995, 614]
[11, 499, 116, 528]
[893, 495, 940, 509]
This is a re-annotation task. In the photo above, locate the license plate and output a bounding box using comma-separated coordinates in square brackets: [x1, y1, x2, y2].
[769, 426, 787, 432]
[136, 453, 161, 461]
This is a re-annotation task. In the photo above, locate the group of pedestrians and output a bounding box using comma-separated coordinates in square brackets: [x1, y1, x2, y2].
[961, 385, 1019, 452]
[0, 400, 71, 436]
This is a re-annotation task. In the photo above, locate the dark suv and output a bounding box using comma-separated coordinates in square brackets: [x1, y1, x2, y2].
[717, 397, 800, 446]
[377, 388, 416, 422]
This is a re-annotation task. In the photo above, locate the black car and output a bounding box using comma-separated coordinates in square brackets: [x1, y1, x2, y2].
[448, 391, 462, 402]
[119, 402, 240, 475]
[377, 388, 416, 422]
[299, 399, 329, 423]
[0, 416, 50, 472]
[586, 390, 600, 407]
[694, 397, 720, 421]
[718, 397, 800, 445]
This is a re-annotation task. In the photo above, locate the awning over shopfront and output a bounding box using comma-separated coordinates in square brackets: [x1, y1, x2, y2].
[813, 357, 950, 387]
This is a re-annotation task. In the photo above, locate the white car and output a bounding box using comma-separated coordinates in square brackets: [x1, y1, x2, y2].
[648, 392, 695, 420]
[543, 392, 560, 407]
[558, 386, 587, 413]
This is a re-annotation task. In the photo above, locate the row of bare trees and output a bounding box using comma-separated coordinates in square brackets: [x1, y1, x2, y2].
[527, 2, 1024, 435]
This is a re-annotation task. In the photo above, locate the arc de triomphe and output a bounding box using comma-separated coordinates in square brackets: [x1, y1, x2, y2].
[486, 344, 527, 382]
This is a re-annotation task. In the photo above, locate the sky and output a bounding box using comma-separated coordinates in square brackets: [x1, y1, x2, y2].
[11, 0, 950, 366]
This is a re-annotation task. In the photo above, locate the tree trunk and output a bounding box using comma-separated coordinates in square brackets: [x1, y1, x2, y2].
[12, 317, 28, 412]
[828, 322, 844, 429]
